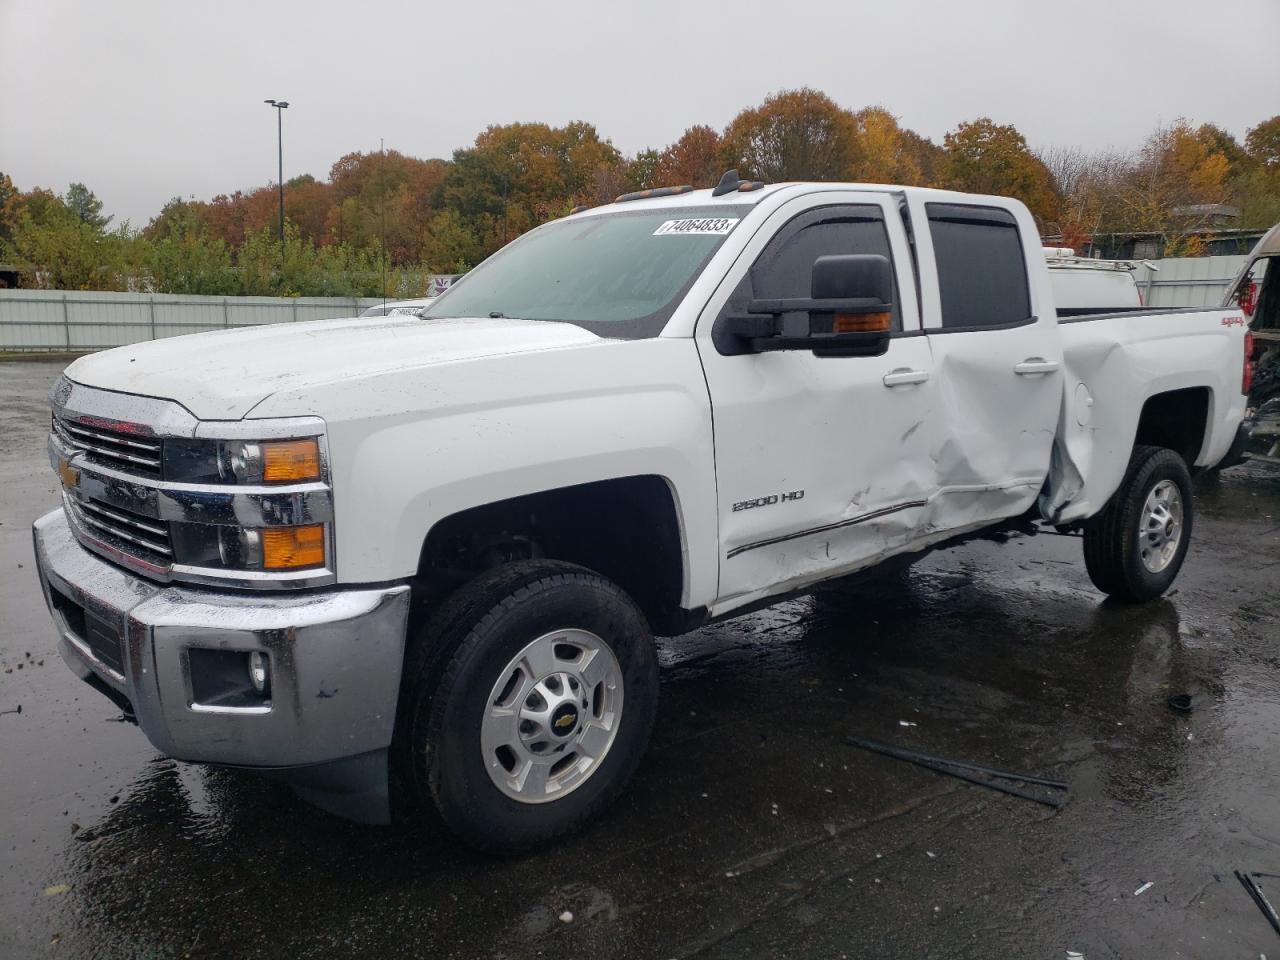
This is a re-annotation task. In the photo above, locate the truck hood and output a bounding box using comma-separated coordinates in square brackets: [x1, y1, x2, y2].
[64, 315, 604, 420]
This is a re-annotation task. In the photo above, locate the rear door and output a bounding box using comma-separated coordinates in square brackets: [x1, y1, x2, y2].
[695, 191, 939, 609]
[906, 197, 1063, 530]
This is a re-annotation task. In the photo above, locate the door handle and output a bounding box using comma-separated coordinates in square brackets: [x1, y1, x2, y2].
[1014, 358, 1060, 376]
[883, 368, 930, 387]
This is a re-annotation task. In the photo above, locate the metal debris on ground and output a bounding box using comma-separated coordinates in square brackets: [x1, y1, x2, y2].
[1236, 870, 1280, 937]
[846, 736, 1069, 808]
[1133, 881, 1154, 896]
[0, 705, 20, 716]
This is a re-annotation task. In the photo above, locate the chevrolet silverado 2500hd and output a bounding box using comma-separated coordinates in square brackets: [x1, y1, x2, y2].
[33, 173, 1252, 850]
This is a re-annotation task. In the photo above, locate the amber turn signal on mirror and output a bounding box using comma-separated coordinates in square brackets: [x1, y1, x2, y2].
[833, 312, 891, 334]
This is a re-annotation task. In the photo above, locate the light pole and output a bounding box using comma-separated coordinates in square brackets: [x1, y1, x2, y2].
[264, 99, 289, 249]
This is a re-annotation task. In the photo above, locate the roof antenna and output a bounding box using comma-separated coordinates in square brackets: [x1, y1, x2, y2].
[712, 169, 740, 197]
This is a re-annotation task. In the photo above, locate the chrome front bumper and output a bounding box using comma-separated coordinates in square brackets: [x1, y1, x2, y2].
[33, 508, 411, 822]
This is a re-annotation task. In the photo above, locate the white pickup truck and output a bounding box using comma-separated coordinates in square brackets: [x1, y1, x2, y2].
[33, 172, 1252, 850]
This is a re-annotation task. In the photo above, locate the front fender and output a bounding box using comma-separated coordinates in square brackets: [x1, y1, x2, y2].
[256, 338, 719, 608]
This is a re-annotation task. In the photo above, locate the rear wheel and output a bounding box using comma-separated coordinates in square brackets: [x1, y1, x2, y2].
[1083, 445, 1193, 602]
[400, 560, 658, 852]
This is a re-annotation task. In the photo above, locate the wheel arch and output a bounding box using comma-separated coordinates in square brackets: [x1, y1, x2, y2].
[1132, 386, 1212, 466]
[416, 475, 691, 634]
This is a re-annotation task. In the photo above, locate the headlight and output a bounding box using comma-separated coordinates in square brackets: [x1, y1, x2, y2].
[164, 437, 322, 484]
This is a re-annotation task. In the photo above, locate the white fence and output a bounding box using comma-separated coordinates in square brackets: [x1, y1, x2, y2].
[0, 258, 1253, 352]
[1135, 255, 1248, 309]
[0, 290, 387, 352]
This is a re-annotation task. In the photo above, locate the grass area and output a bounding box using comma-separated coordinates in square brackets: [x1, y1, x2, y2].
[0, 351, 92, 362]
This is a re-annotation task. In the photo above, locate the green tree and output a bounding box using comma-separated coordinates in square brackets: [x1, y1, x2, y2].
[65, 182, 112, 229]
[421, 208, 483, 273]
[626, 149, 662, 191]
[144, 204, 238, 295]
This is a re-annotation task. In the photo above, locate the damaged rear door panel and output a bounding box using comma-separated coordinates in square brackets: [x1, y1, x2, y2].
[906, 197, 1064, 537]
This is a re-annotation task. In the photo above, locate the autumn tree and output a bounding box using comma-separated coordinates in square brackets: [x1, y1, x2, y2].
[1246, 116, 1280, 169]
[899, 129, 946, 185]
[1115, 120, 1230, 239]
[720, 88, 858, 182]
[849, 107, 924, 184]
[323, 150, 450, 263]
[654, 125, 723, 188]
[442, 121, 623, 257]
[0, 172, 20, 240]
[942, 118, 1060, 223]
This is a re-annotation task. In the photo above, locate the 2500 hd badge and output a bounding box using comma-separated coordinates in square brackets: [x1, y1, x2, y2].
[733, 490, 805, 512]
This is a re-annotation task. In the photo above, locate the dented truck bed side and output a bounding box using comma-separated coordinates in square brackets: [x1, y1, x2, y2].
[1042, 308, 1249, 524]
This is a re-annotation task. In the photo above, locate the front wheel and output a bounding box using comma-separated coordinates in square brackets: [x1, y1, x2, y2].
[401, 560, 658, 852]
[1082, 445, 1194, 602]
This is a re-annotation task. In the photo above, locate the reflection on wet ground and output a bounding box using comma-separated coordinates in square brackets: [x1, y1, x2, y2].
[2, 360, 1278, 959]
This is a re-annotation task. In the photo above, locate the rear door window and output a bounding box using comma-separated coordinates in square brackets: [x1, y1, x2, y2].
[926, 204, 1031, 330]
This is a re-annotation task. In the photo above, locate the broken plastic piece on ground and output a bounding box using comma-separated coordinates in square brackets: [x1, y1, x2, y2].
[1133, 881, 1154, 896]
[846, 736, 1069, 808]
[1167, 693, 1193, 713]
[1236, 870, 1280, 937]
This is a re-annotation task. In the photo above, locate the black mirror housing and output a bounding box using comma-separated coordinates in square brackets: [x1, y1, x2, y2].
[811, 254, 893, 304]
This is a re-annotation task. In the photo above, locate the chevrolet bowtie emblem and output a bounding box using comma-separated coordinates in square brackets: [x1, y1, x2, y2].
[554, 713, 576, 730]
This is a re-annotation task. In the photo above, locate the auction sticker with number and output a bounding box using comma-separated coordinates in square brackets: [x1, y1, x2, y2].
[653, 218, 739, 236]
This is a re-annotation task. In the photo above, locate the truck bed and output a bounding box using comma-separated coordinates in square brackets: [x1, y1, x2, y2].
[1042, 306, 1248, 524]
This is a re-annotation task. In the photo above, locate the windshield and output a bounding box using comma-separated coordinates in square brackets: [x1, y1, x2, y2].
[422, 205, 750, 338]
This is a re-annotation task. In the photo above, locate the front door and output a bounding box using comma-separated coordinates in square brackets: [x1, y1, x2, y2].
[695, 192, 939, 611]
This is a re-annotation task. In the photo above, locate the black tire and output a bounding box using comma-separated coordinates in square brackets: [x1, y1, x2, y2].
[1082, 445, 1194, 603]
[398, 560, 658, 852]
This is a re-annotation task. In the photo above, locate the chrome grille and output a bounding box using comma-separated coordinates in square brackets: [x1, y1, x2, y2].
[53, 416, 163, 478]
[66, 494, 173, 560]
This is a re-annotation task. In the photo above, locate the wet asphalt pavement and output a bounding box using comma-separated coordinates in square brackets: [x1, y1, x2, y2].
[2, 359, 1279, 960]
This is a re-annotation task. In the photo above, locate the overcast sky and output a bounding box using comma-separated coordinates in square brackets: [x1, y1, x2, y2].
[2, 0, 1277, 227]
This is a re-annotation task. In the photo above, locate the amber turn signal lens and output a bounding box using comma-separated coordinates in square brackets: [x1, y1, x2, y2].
[261, 524, 326, 569]
[833, 312, 892, 334]
[262, 439, 321, 483]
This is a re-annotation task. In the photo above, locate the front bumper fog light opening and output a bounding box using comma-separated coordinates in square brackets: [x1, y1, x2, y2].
[248, 651, 270, 697]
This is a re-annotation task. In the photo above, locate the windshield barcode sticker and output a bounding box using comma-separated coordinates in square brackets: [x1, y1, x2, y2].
[653, 218, 739, 236]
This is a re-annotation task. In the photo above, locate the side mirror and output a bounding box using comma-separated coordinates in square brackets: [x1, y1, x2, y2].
[807, 255, 893, 356]
[718, 254, 895, 357]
